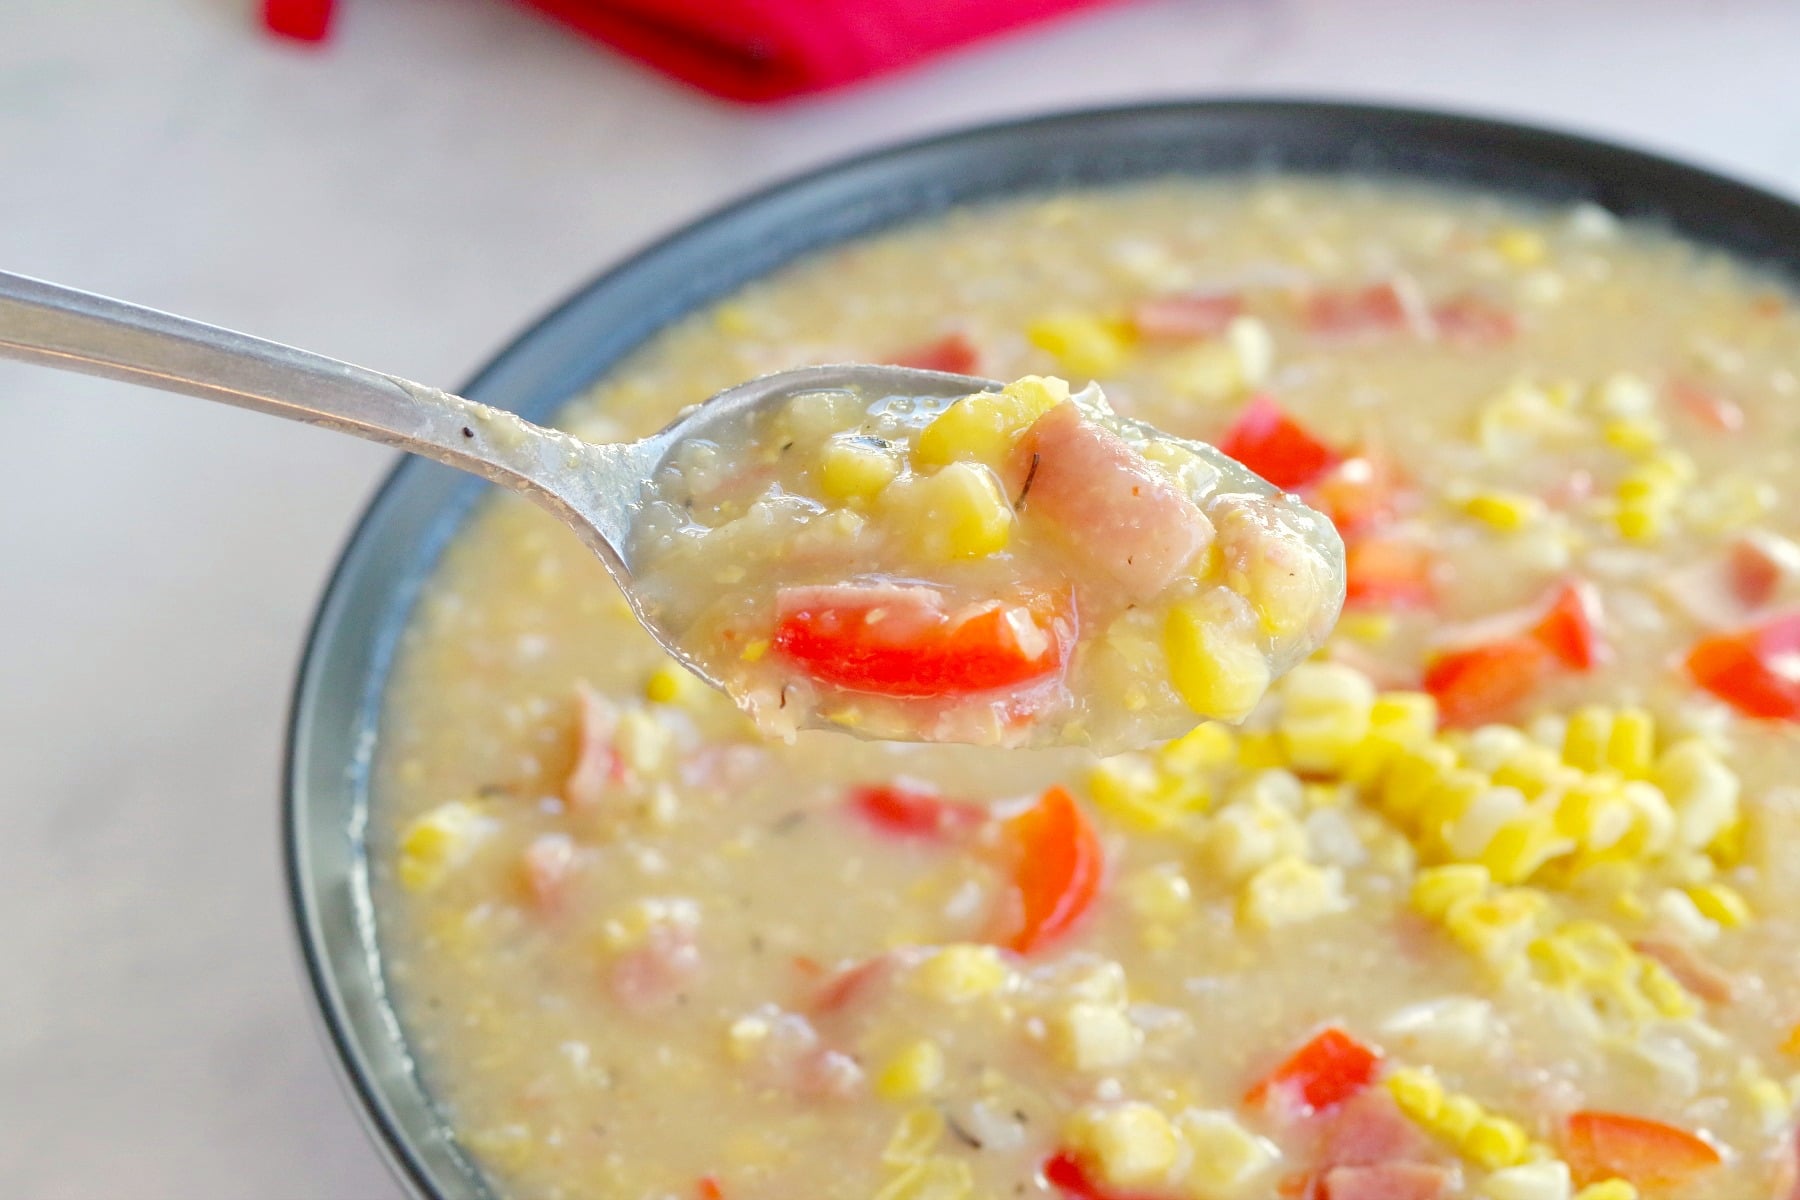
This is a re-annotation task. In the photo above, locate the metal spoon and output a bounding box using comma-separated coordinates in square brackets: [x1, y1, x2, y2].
[0, 270, 996, 691]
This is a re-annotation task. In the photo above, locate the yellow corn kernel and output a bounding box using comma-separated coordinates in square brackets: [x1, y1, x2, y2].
[740, 638, 769, 663]
[1685, 882, 1751, 928]
[1573, 1180, 1638, 1200]
[1481, 813, 1568, 885]
[1443, 889, 1548, 964]
[1465, 1116, 1532, 1170]
[874, 1157, 974, 1200]
[1555, 781, 1635, 854]
[1491, 744, 1577, 799]
[1201, 796, 1307, 882]
[397, 800, 492, 892]
[1337, 611, 1397, 645]
[1160, 722, 1236, 773]
[1358, 691, 1438, 749]
[914, 375, 1068, 468]
[882, 1107, 945, 1166]
[1738, 1064, 1791, 1133]
[1431, 1094, 1484, 1142]
[1063, 1103, 1180, 1191]
[1050, 1002, 1143, 1071]
[1276, 662, 1377, 775]
[1464, 490, 1547, 532]
[1091, 756, 1184, 833]
[818, 436, 902, 502]
[1603, 417, 1666, 455]
[1654, 739, 1740, 851]
[1029, 315, 1135, 379]
[1562, 707, 1613, 771]
[1416, 768, 1493, 851]
[1235, 731, 1285, 770]
[1634, 959, 1695, 1020]
[1494, 228, 1548, 267]
[1123, 863, 1194, 923]
[1386, 1068, 1447, 1123]
[876, 1039, 946, 1101]
[713, 303, 755, 335]
[911, 944, 1010, 1002]
[885, 461, 1013, 560]
[1413, 864, 1493, 919]
[1604, 709, 1656, 779]
[644, 662, 702, 706]
[1613, 500, 1664, 543]
[1176, 1110, 1276, 1199]
[1239, 856, 1347, 930]
[1380, 743, 1460, 823]
[1165, 593, 1271, 722]
[1481, 1161, 1573, 1200]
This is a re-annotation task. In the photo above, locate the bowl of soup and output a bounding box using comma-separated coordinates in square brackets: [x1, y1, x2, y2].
[286, 101, 1800, 1200]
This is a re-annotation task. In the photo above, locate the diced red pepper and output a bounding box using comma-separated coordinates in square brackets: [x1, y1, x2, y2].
[1423, 637, 1553, 728]
[888, 332, 980, 375]
[1043, 1151, 1164, 1200]
[808, 956, 892, 1015]
[1530, 578, 1606, 670]
[1218, 394, 1342, 490]
[772, 585, 1067, 698]
[1131, 292, 1245, 340]
[1345, 537, 1436, 610]
[1430, 295, 1519, 348]
[1564, 1112, 1722, 1191]
[1245, 1027, 1383, 1117]
[1305, 454, 1407, 538]
[1669, 379, 1745, 433]
[696, 1176, 725, 1200]
[995, 786, 1103, 955]
[847, 783, 984, 840]
[1685, 610, 1800, 721]
[1302, 282, 1411, 338]
[262, 0, 333, 41]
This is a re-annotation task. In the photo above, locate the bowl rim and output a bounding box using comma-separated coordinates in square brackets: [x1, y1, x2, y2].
[283, 96, 1800, 1200]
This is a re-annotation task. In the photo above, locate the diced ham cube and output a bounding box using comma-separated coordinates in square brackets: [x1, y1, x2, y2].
[1431, 295, 1519, 348]
[1014, 402, 1212, 602]
[1317, 1163, 1453, 1200]
[1302, 282, 1416, 338]
[565, 683, 623, 810]
[1318, 1091, 1432, 1168]
[1131, 291, 1245, 339]
[1729, 531, 1800, 609]
[889, 332, 981, 375]
[520, 833, 577, 913]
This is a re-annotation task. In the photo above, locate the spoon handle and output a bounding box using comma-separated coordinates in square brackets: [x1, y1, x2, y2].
[0, 270, 645, 570]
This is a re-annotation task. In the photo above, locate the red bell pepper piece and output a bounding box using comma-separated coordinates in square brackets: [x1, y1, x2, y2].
[1686, 610, 1800, 721]
[1218, 395, 1341, 490]
[1306, 454, 1407, 538]
[1530, 578, 1605, 670]
[996, 786, 1103, 955]
[1043, 1151, 1167, 1200]
[1423, 637, 1553, 728]
[1245, 1026, 1384, 1116]
[808, 955, 892, 1015]
[1564, 1111, 1721, 1191]
[772, 585, 1067, 698]
[262, 0, 333, 41]
[696, 1176, 725, 1200]
[847, 783, 984, 840]
[1345, 537, 1436, 609]
[889, 332, 980, 375]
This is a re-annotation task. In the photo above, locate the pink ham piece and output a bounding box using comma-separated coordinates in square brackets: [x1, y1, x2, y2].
[1318, 1163, 1453, 1200]
[1633, 938, 1736, 1005]
[520, 833, 578, 913]
[1013, 402, 1212, 602]
[1132, 291, 1244, 339]
[1318, 1091, 1432, 1167]
[565, 683, 624, 810]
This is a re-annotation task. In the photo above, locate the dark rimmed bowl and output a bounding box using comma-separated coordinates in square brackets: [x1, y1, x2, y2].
[285, 99, 1800, 1200]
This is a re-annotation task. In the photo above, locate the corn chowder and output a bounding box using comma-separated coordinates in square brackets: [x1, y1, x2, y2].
[629, 374, 1343, 751]
[376, 179, 1800, 1200]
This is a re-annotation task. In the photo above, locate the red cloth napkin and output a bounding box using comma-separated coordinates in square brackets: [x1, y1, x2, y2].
[263, 0, 1116, 102]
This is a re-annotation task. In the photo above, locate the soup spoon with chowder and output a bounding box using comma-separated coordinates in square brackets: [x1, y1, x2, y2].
[0, 273, 1342, 752]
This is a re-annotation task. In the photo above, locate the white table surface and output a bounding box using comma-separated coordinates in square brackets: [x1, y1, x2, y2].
[5, 1, 1799, 1196]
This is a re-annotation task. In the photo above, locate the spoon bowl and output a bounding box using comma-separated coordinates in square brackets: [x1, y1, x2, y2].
[0, 268, 997, 692]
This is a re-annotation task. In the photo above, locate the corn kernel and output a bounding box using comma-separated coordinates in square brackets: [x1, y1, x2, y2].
[1412, 864, 1493, 919]
[1443, 889, 1547, 964]
[1604, 416, 1666, 455]
[1123, 864, 1195, 923]
[1029, 315, 1135, 378]
[1165, 592, 1271, 722]
[713, 303, 755, 335]
[911, 944, 1010, 1001]
[1239, 856, 1348, 929]
[1594, 372, 1655, 419]
[1614, 500, 1664, 543]
[1337, 612, 1397, 644]
[644, 662, 701, 706]
[1481, 813, 1569, 885]
[1555, 781, 1635, 853]
[1562, 707, 1613, 771]
[1464, 490, 1547, 532]
[1573, 1180, 1638, 1200]
[397, 800, 493, 892]
[1235, 731, 1285, 770]
[1654, 740, 1740, 851]
[1494, 228, 1548, 267]
[882, 1107, 945, 1166]
[1201, 796, 1308, 883]
[1277, 662, 1377, 775]
[818, 436, 902, 502]
[1386, 1068, 1447, 1122]
[1603, 709, 1655, 778]
[1227, 315, 1276, 387]
[726, 1014, 771, 1062]
[1431, 1094, 1484, 1141]
[874, 1157, 974, 1200]
[1160, 722, 1237, 773]
[1380, 743, 1459, 823]
[1050, 1002, 1143, 1071]
[1176, 1110, 1276, 1199]
[1465, 1116, 1531, 1169]
[915, 375, 1068, 469]
[1685, 882, 1751, 928]
[1481, 1161, 1573, 1200]
[1063, 1103, 1179, 1190]
[740, 638, 769, 663]
[876, 1039, 946, 1100]
[885, 461, 1013, 560]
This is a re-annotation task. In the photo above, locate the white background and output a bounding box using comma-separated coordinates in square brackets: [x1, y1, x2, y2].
[5, 1, 1799, 1196]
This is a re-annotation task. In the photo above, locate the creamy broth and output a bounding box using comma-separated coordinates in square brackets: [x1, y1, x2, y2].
[374, 179, 1800, 1200]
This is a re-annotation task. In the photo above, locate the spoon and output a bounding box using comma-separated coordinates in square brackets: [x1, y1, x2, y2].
[0, 270, 997, 693]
